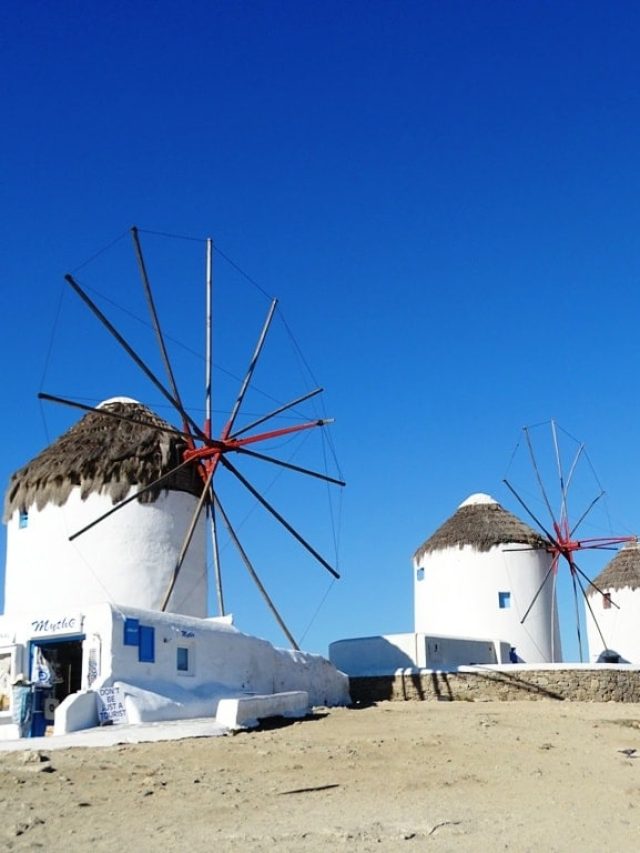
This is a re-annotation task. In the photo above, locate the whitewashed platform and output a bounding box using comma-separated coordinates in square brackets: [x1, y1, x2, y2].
[0, 716, 228, 753]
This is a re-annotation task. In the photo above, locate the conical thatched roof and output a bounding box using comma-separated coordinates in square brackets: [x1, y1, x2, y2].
[4, 399, 203, 522]
[589, 539, 640, 594]
[414, 493, 547, 561]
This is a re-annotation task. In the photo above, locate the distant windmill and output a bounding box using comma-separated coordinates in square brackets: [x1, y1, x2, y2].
[503, 420, 633, 662]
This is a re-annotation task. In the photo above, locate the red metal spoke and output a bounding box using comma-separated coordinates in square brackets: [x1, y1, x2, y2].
[229, 387, 324, 440]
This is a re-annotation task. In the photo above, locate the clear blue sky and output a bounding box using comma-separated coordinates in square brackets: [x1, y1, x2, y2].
[2, 1, 640, 661]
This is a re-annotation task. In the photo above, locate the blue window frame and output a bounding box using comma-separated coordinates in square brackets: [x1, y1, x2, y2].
[498, 591, 511, 609]
[138, 625, 155, 663]
[123, 618, 140, 646]
[416, 567, 425, 581]
[19, 510, 28, 529]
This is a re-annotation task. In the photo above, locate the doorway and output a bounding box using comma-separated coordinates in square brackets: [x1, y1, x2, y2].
[29, 636, 84, 736]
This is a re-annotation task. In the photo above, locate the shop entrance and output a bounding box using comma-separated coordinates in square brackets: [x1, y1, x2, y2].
[29, 637, 84, 736]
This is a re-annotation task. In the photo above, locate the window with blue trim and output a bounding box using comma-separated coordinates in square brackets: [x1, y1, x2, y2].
[138, 625, 155, 663]
[123, 618, 140, 646]
[416, 567, 425, 581]
[19, 510, 29, 529]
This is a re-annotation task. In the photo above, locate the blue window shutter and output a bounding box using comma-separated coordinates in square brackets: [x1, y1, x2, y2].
[123, 618, 140, 646]
[138, 626, 155, 663]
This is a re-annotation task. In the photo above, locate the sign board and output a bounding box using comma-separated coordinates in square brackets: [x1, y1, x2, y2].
[97, 686, 128, 725]
[30, 614, 83, 637]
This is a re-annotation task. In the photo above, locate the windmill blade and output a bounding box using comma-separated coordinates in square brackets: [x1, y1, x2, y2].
[571, 559, 620, 610]
[207, 497, 225, 617]
[550, 419, 569, 526]
[38, 392, 204, 445]
[570, 566, 584, 663]
[575, 571, 609, 653]
[205, 237, 213, 436]
[212, 491, 299, 650]
[551, 570, 558, 661]
[220, 457, 340, 579]
[503, 479, 560, 548]
[68, 457, 197, 541]
[520, 554, 559, 625]
[229, 387, 324, 440]
[569, 491, 605, 537]
[131, 226, 188, 422]
[222, 298, 278, 438]
[524, 426, 558, 527]
[160, 466, 214, 611]
[65, 274, 207, 441]
[563, 442, 585, 497]
[234, 446, 346, 487]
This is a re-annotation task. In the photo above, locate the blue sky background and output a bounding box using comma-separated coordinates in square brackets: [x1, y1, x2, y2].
[2, 1, 640, 661]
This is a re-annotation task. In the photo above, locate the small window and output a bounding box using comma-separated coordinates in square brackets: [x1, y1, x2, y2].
[498, 591, 511, 609]
[177, 647, 189, 672]
[603, 592, 612, 610]
[123, 618, 140, 646]
[138, 626, 155, 663]
[19, 511, 28, 529]
[416, 567, 425, 581]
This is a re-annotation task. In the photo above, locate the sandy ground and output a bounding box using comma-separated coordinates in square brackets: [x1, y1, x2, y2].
[1, 700, 640, 851]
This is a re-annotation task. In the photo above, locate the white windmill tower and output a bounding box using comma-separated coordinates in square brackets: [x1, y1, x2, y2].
[6, 227, 344, 650]
[3, 397, 207, 617]
[585, 540, 640, 663]
[413, 492, 562, 663]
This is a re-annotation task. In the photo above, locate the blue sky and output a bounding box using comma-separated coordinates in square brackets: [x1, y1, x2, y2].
[2, 1, 640, 661]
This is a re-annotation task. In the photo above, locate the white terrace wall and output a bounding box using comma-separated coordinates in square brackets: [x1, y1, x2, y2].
[89, 605, 350, 714]
[329, 633, 511, 676]
[4, 488, 207, 618]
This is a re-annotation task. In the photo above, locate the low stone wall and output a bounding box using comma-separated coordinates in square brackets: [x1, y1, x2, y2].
[350, 667, 640, 703]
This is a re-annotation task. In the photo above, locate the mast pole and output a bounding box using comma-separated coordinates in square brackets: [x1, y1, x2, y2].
[205, 237, 213, 439]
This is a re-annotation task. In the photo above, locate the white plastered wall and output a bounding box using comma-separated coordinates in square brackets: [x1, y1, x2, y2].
[97, 605, 349, 710]
[414, 544, 562, 663]
[4, 487, 207, 618]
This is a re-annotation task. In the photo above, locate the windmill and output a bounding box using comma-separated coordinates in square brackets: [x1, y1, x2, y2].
[503, 420, 634, 662]
[38, 227, 345, 650]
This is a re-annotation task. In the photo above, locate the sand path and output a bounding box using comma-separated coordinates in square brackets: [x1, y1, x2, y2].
[1, 700, 639, 851]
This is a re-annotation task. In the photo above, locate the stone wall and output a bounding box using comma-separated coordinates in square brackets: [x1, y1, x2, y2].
[350, 667, 640, 703]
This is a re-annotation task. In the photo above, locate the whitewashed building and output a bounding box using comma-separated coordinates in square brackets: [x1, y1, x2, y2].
[1, 399, 349, 738]
[4, 398, 207, 617]
[586, 540, 640, 663]
[413, 493, 562, 664]
[330, 493, 561, 676]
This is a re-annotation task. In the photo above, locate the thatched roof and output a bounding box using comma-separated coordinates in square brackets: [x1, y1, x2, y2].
[414, 493, 547, 560]
[4, 399, 203, 522]
[589, 539, 640, 594]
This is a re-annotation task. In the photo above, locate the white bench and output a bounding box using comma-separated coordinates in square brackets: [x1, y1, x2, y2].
[216, 691, 309, 730]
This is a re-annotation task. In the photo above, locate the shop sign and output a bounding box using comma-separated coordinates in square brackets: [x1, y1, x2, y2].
[30, 614, 83, 637]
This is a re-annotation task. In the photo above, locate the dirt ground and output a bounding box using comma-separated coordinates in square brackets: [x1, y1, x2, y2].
[1, 700, 640, 851]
